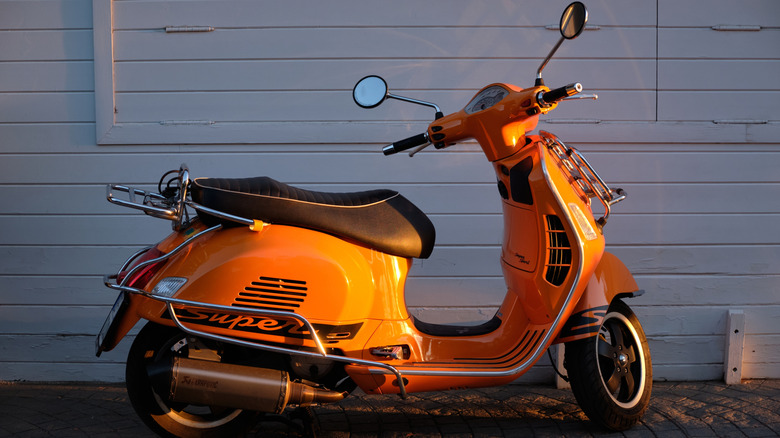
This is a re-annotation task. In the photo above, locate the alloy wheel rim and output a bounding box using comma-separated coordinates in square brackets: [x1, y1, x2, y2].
[594, 311, 646, 409]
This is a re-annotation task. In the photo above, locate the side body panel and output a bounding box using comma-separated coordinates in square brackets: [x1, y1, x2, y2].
[353, 138, 607, 394]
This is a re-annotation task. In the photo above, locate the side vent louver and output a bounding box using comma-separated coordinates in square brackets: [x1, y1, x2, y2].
[545, 215, 571, 286]
[233, 276, 307, 311]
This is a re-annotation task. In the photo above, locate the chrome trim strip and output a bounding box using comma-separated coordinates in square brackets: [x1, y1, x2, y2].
[117, 246, 154, 275]
[369, 142, 586, 379]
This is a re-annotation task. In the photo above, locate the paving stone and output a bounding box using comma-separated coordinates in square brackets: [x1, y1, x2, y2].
[0, 380, 778, 437]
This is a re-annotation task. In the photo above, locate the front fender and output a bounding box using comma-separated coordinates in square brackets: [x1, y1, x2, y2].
[553, 252, 641, 344]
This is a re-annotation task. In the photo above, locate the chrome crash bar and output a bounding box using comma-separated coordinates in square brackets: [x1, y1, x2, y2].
[105, 280, 408, 398]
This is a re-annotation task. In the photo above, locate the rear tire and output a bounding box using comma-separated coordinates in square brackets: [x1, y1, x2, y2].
[565, 299, 652, 431]
[125, 322, 260, 438]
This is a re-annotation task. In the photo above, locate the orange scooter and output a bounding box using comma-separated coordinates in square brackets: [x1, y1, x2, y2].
[96, 3, 651, 436]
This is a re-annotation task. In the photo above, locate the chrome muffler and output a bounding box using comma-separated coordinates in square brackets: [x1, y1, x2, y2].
[148, 357, 346, 413]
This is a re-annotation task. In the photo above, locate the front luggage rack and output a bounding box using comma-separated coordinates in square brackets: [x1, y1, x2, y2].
[539, 131, 626, 226]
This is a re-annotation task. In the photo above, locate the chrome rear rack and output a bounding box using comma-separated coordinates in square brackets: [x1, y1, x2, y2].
[107, 185, 179, 220]
[106, 164, 256, 229]
[106, 164, 192, 230]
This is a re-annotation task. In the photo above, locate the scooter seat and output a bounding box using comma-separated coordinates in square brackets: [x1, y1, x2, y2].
[191, 177, 436, 259]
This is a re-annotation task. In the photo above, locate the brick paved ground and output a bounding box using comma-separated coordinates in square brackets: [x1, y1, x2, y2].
[1, 380, 778, 437]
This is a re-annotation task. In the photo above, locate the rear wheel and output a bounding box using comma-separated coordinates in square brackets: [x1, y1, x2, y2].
[125, 322, 260, 438]
[565, 299, 652, 431]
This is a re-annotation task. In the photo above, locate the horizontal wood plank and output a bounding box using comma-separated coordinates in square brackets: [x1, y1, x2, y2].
[115, 59, 656, 92]
[0, 276, 119, 305]
[0, 61, 94, 92]
[631, 275, 780, 307]
[659, 28, 780, 59]
[1, 213, 778, 246]
[659, 91, 780, 122]
[0, 362, 126, 382]
[608, 246, 780, 277]
[658, 0, 780, 27]
[2, 151, 778, 184]
[0, 334, 132, 363]
[1, 274, 777, 312]
[744, 335, 780, 364]
[114, 0, 657, 29]
[0, 305, 110, 335]
[1, 182, 778, 216]
[113, 90, 655, 124]
[1, 123, 779, 153]
[114, 27, 656, 62]
[2, 245, 780, 278]
[646, 335, 724, 364]
[0, 30, 93, 61]
[636, 305, 780, 337]
[0, 0, 92, 30]
[95, 120, 780, 145]
[659, 60, 780, 91]
[0, 92, 94, 123]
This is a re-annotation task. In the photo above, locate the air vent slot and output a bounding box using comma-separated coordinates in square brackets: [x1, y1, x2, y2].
[233, 276, 307, 311]
[545, 215, 571, 286]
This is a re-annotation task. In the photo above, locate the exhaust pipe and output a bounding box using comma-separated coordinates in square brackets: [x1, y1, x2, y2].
[148, 357, 346, 413]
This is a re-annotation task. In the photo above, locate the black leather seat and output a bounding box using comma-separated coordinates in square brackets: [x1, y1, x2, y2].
[191, 177, 436, 259]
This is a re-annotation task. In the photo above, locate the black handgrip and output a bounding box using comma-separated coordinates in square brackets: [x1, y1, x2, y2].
[382, 133, 429, 156]
[542, 82, 582, 104]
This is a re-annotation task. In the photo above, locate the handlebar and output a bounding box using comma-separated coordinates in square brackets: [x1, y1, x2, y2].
[382, 132, 429, 156]
[381, 82, 586, 156]
[541, 82, 582, 105]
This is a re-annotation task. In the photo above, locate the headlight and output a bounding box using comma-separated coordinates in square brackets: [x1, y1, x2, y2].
[151, 277, 187, 297]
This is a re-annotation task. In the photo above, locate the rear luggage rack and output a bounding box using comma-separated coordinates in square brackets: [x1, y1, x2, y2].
[107, 165, 191, 230]
[106, 164, 254, 230]
[107, 185, 180, 220]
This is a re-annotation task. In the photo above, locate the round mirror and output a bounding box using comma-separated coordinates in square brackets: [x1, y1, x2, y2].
[560, 1, 588, 40]
[353, 75, 388, 108]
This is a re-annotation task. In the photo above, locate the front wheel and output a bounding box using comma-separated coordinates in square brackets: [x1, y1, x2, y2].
[564, 299, 652, 431]
[125, 322, 260, 437]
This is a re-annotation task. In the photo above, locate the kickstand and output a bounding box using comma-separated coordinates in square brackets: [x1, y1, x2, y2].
[291, 406, 319, 437]
[260, 407, 319, 437]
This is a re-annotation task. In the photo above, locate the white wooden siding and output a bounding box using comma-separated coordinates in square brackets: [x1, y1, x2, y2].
[0, 0, 778, 383]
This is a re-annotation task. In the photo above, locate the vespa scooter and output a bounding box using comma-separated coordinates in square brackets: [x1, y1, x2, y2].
[96, 3, 652, 436]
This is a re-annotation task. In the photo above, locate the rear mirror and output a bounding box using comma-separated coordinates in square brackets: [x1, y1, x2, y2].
[353, 75, 388, 108]
[560, 1, 588, 39]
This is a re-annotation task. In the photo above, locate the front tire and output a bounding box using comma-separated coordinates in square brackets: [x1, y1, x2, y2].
[565, 299, 652, 431]
[125, 322, 260, 438]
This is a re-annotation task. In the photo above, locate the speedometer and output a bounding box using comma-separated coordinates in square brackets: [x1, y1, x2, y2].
[465, 85, 510, 114]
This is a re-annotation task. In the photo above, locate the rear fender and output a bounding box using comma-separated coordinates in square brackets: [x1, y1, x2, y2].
[553, 252, 642, 344]
[95, 292, 147, 356]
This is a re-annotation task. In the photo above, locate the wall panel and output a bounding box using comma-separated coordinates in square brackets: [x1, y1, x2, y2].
[0, 0, 778, 383]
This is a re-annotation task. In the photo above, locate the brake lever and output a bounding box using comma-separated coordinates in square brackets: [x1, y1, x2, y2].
[408, 143, 431, 157]
[563, 93, 599, 101]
